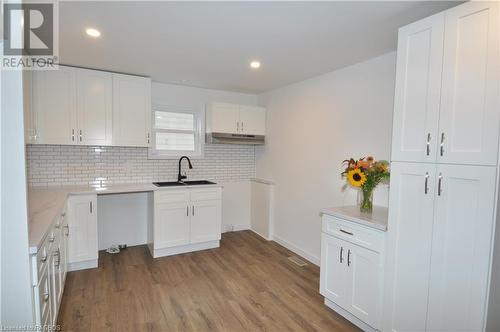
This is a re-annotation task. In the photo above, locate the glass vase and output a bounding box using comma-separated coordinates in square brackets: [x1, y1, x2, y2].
[359, 188, 374, 213]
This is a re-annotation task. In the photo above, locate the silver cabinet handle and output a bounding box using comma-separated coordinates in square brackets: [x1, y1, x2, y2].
[187, 206, 189, 216]
[192, 206, 195, 216]
[79, 129, 83, 142]
[71, 129, 75, 142]
[89, 201, 93, 213]
[440, 133, 445, 156]
[64, 224, 69, 236]
[425, 172, 429, 195]
[426, 133, 431, 156]
[340, 247, 343, 263]
[438, 173, 443, 196]
[347, 249, 351, 267]
[236, 121, 240, 132]
[147, 132, 150, 144]
[241, 122, 244, 133]
[43, 293, 49, 302]
[340, 229, 353, 236]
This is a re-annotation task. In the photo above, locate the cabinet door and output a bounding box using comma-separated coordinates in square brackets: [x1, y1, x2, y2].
[48, 242, 60, 325]
[155, 202, 190, 248]
[67, 195, 98, 263]
[210, 102, 239, 133]
[190, 199, 221, 244]
[112, 73, 151, 147]
[239, 106, 266, 136]
[426, 164, 496, 331]
[76, 69, 113, 146]
[438, 1, 499, 165]
[391, 13, 444, 163]
[346, 243, 382, 329]
[383, 162, 436, 332]
[320, 233, 349, 308]
[33, 66, 77, 145]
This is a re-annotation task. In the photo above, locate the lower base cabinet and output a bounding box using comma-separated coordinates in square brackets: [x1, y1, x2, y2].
[320, 211, 386, 331]
[151, 187, 222, 257]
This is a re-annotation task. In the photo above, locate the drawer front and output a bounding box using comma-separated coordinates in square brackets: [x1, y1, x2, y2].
[154, 189, 189, 204]
[190, 188, 222, 201]
[322, 215, 385, 253]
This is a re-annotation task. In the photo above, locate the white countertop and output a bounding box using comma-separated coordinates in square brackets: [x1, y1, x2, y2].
[320, 205, 388, 231]
[28, 182, 223, 254]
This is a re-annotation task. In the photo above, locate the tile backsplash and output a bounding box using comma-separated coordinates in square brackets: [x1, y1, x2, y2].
[26, 144, 256, 187]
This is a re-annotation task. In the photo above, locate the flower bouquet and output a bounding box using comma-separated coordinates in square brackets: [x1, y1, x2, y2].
[342, 156, 390, 213]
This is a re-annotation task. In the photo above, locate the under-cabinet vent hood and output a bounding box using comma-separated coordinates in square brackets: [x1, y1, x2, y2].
[206, 132, 265, 145]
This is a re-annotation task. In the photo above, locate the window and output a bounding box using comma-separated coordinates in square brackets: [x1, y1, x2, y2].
[149, 104, 204, 158]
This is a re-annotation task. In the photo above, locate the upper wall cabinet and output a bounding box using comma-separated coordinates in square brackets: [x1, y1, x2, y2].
[112, 73, 151, 147]
[29, 65, 151, 147]
[33, 66, 77, 145]
[391, 1, 499, 166]
[207, 102, 266, 136]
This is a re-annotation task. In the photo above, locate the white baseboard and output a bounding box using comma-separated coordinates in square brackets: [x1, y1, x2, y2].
[153, 240, 219, 258]
[250, 228, 272, 241]
[324, 298, 378, 332]
[272, 234, 320, 266]
[68, 259, 98, 272]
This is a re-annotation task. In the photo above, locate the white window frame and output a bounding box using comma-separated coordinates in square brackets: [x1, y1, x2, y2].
[148, 104, 205, 159]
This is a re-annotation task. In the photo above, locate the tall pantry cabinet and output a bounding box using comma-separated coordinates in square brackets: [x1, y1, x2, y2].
[384, 2, 500, 332]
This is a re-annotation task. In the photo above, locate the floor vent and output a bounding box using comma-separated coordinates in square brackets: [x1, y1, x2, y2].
[288, 256, 308, 267]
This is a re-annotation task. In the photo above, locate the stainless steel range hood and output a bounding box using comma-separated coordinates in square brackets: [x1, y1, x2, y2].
[206, 132, 265, 145]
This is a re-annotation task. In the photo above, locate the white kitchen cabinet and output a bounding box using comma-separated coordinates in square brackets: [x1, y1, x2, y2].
[67, 194, 98, 270]
[239, 105, 266, 135]
[320, 233, 349, 308]
[190, 199, 222, 244]
[209, 102, 240, 134]
[152, 187, 222, 257]
[320, 211, 385, 331]
[76, 69, 113, 146]
[391, 1, 499, 166]
[33, 66, 77, 145]
[437, 2, 499, 166]
[112, 73, 151, 147]
[391, 13, 444, 163]
[207, 102, 266, 136]
[383, 162, 437, 332]
[426, 164, 496, 331]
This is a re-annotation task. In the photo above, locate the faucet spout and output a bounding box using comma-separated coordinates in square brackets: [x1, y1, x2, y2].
[178, 156, 193, 182]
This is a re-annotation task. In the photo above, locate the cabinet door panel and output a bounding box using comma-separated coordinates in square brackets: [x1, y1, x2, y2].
[210, 103, 239, 133]
[383, 162, 436, 332]
[347, 244, 382, 329]
[320, 233, 349, 308]
[438, 2, 499, 165]
[76, 69, 112, 146]
[426, 165, 496, 331]
[67, 195, 98, 263]
[239, 106, 266, 135]
[190, 200, 221, 243]
[391, 13, 444, 163]
[112, 74, 151, 147]
[33, 66, 77, 145]
[154, 202, 190, 248]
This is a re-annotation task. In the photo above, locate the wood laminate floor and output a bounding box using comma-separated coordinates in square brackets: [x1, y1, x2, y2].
[58, 231, 360, 332]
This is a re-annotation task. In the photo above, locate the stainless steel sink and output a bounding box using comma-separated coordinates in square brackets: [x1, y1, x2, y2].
[153, 180, 215, 187]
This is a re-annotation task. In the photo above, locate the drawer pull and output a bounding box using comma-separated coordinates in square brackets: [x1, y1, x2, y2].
[340, 247, 343, 263]
[340, 229, 354, 236]
[347, 249, 352, 267]
[43, 293, 49, 302]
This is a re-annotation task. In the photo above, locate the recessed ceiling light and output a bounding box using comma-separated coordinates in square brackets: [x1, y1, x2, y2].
[85, 28, 101, 38]
[250, 61, 261, 69]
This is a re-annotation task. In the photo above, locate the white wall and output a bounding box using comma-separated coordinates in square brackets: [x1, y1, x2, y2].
[256, 52, 396, 264]
[1, 68, 34, 325]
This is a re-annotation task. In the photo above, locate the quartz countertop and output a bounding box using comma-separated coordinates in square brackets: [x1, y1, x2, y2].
[28, 182, 223, 254]
[320, 205, 388, 231]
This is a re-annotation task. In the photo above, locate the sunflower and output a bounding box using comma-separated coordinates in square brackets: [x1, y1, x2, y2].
[347, 169, 367, 187]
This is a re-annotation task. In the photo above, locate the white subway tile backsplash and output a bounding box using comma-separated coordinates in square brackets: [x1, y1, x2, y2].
[26, 144, 255, 187]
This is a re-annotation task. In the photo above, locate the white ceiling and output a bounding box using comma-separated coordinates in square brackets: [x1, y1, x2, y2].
[60, 1, 459, 94]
